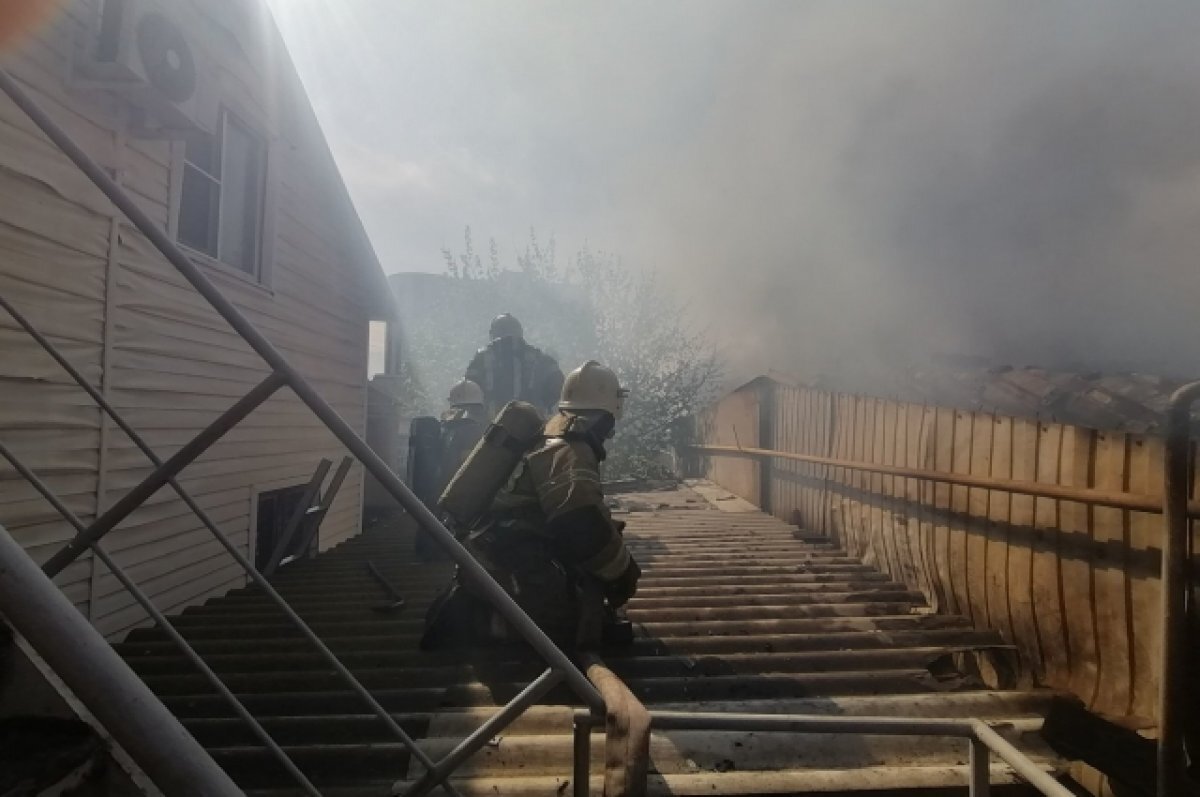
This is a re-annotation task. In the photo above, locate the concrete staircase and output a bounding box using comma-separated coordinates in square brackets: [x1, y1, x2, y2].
[114, 481, 1065, 795]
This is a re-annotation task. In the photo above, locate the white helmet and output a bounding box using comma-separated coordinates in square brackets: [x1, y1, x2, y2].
[447, 379, 484, 407]
[558, 360, 628, 419]
[489, 314, 524, 341]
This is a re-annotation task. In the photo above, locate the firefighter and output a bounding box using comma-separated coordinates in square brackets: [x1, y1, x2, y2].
[414, 380, 487, 561]
[438, 379, 487, 492]
[464, 314, 564, 417]
[421, 360, 640, 650]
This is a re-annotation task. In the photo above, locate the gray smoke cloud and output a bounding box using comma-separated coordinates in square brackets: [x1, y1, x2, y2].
[271, 0, 1200, 389]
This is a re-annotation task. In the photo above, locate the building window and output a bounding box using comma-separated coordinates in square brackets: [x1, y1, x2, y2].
[177, 110, 265, 277]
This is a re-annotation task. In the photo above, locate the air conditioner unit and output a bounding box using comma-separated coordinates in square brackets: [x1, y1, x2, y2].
[75, 0, 216, 136]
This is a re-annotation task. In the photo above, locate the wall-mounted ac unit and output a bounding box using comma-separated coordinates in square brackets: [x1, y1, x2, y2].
[75, 0, 217, 136]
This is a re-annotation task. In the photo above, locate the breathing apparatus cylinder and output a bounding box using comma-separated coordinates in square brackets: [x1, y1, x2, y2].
[406, 416, 443, 510]
[437, 400, 545, 528]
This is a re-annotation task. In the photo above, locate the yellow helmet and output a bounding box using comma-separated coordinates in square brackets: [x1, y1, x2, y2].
[558, 360, 627, 419]
[447, 379, 484, 407]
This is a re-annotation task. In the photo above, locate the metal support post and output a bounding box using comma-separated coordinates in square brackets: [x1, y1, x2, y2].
[403, 669, 564, 797]
[0, 522, 242, 797]
[41, 371, 288, 577]
[573, 711, 596, 797]
[263, 458, 332, 576]
[969, 738, 990, 797]
[1159, 381, 1200, 797]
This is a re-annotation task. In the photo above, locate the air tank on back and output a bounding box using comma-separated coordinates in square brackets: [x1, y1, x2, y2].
[438, 400, 545, 530]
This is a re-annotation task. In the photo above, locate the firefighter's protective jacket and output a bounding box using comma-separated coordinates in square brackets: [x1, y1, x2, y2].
[489, 412, 639, 607]
[465, 338, 565, 417]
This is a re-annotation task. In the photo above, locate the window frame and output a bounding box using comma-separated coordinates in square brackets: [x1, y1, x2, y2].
[170, 106, 275, 288]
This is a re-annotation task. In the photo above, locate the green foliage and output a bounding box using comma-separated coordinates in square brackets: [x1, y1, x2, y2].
[399, 227, 722, 478]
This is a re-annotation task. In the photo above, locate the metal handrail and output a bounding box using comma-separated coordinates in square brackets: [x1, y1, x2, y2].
[0, 65, 604, 796]
[693, 443, 1200, 516]
[572, 708, 1075, 797]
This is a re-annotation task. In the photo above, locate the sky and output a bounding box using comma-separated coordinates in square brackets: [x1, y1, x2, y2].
[267, 1, 1200, 386]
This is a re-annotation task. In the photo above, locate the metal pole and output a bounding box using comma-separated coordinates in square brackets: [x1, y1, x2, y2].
[0, 297, 447, 786]
[0, 66, 604, 713]
[41, 371, 288, 576]
[573, 712, 595, 797]
[404, 669, 564, 797]
[692, 444, 1200, 516]
[648, 711, 975, 737]
[968, 738, 990, 797]
[0, 523, 242, 797]
[1159, 381, 1200, 797]
[0, 442, 321, 795]
[970, 721, 1073, 797]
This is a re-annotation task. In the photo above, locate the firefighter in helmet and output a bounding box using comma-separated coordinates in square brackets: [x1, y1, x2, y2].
[421, 360, 640, 649]
[414, 379, 489, 561]
[465, 314, 564, 417]
[439, 379, 487, 491]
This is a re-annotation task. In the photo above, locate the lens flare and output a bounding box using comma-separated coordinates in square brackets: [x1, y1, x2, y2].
[0, 0, 65, 49]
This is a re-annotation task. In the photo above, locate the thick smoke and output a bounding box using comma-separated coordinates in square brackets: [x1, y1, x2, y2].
[615, 1, 1200, 388]
[275, 1, 1200, 390]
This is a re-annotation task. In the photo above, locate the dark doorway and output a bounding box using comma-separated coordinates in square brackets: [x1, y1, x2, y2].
[254, 484, 313, 571]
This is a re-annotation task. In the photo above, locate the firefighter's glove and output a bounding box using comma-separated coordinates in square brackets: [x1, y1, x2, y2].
[604, 558, 641, 609]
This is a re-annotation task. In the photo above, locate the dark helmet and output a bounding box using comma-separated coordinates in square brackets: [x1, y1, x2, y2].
[489, 314, 524, 342]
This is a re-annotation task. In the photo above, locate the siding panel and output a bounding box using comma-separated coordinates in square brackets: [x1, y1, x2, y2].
[0, 0, 376, 636]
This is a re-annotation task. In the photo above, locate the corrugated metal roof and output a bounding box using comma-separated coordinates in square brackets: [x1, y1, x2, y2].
[116, 482, 1064, 794]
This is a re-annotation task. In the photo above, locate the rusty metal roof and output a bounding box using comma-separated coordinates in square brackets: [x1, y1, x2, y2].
[116, 482, 1064, 794]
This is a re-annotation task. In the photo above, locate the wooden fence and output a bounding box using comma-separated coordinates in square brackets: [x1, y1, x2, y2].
[699, 376, 1186, 730]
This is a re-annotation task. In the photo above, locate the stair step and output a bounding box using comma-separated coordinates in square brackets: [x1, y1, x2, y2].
[124, 630, 1005, 677]
[112, 482, 1062, 794]
[114, 614, 974, 657]
[139, 647, 969, 695]
[158, 669, 957, 718]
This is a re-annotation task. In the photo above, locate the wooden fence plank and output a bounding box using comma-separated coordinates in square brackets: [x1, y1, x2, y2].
[1008, 417, 1043, 680]
[987, 414, 1016, 645]
[1090, 431, 1133, 717]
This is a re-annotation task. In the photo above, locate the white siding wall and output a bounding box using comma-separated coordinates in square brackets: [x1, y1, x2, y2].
[0, 0, 373, 638]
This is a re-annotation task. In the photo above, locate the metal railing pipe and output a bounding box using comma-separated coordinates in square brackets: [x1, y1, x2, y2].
[647, 710, 975, 737]
[0, 522, 241, 796]
[1158, 380, 1200, 797]
[692, 443, 1200, 517]
[41, 371, 288, 576]
[969, 720, 1071, 797]
[0, 66, 604, 714]
[573, 713, 595, 797]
